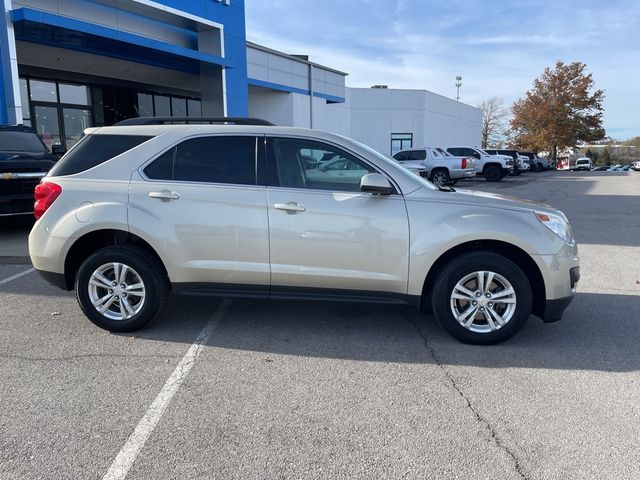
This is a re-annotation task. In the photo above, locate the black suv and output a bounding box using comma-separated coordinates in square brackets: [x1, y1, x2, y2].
[0, 125, 58, 216]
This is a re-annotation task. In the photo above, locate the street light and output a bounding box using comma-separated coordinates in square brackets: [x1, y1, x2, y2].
[455, 75, 462, 101]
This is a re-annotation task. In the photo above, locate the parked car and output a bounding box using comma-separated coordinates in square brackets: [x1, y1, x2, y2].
[393, 147, 476, 187]
[520, 152, 551, 171]
[29, 117, 580, 345]
[0, 125, 62, 216]
[484, 149, 529, 175]
[591, 165, 610, 171]
[571, 157, 592, 171]
[631, 161, 640, 171]
[444, 146, 514, 181]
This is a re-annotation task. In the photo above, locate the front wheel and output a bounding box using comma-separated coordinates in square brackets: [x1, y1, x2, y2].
[430, 252, 532, 344]
[430, 169, 450, 187]
[484, 165, 502, 182]
[75, 246, 169, 332]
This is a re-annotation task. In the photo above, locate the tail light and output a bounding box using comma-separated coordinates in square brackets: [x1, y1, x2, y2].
[461, 157, 468, 169]
[34, 182, 62, 219]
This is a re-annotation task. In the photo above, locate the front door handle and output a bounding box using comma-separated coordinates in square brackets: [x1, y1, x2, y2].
[274, 202, 306, 213]
[148, 190, 180, 200]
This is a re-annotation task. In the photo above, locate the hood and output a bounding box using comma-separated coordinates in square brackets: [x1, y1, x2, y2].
[406, 186, 561, 216]
[0, 151, 54, 162]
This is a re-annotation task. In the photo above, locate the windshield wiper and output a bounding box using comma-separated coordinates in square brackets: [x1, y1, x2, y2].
[436, 185, 456, 192]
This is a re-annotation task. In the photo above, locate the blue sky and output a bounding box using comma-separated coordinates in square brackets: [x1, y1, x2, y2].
[245, 0, 640, 140]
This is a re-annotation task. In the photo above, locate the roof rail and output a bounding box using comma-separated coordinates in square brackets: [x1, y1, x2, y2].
[114, 116, 276, 126]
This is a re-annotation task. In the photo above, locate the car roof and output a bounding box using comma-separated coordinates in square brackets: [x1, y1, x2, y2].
[86, 124, 345, 140]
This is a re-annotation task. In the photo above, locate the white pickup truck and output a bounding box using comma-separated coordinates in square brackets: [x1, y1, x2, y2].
[445, 146, 514, 182]
[392, 147, 476, 187]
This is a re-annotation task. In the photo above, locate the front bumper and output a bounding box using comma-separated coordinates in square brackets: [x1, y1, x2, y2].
[535, 246, 580, 322]
[542, 296, 574, 322]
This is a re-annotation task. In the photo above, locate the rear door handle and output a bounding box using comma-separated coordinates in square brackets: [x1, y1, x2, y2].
[148, 190, 180, 200]
[274, 202, 306, 213]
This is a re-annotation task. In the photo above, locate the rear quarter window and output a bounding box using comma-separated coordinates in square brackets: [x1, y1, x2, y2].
[48, 134, 153, 176]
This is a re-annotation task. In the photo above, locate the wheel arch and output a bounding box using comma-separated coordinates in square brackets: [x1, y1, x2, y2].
[420, 239, 546, 318]
[63, 229, 169, 291]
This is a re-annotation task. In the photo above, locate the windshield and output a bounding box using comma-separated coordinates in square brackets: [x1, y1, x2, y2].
[476, 148, 491, 155]
[0, 131, 48, 153]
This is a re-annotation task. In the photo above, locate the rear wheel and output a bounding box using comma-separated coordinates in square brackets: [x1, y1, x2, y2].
[430, 252, 532, 344]
[430, 169, 450, 187]
[484, 165, 502, 182]
[75, 246, 168, 332]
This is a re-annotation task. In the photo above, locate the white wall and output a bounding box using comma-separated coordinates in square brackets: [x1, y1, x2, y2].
[248, 85, 482, 156]
[248, 85, 294, 126]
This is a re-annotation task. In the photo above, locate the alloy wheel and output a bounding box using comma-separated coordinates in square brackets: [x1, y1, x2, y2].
[88, 262, 146, 321]
[450, 270, 517, 333]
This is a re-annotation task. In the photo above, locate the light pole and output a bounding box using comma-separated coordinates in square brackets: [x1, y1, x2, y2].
[455, 75, 462, 101]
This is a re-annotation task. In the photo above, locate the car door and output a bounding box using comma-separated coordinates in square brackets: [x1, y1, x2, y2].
[265, 136, 410, 301]
[128, 135, 270, 295]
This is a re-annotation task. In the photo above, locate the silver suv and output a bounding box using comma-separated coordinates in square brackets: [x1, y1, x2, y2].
[28, 118, 580, 344]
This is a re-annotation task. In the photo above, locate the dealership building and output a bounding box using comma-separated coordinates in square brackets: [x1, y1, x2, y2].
[0, 0, 481, 155]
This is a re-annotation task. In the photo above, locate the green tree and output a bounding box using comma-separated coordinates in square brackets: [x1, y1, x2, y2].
[602, 146, 612, 165]
[510, 61, 605, 161]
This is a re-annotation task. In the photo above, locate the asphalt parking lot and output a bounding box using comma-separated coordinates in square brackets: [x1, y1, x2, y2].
[1, 170, 639, 480]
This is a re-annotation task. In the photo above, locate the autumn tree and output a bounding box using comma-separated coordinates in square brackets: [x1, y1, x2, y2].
[510, 61, 605, 161]
[478, 96, 508, 148]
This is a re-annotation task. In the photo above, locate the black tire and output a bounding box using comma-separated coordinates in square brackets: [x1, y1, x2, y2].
[537, 162, 544, 171]
[484, 165, 502, 182]
[430, 251, 532, 345]
[430, 168, 450, 187]
[75, 245, 169, 332]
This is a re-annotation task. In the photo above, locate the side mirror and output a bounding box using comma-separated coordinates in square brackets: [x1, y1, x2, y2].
[51, 144, 66, 158]
[360, 173, 393, 195]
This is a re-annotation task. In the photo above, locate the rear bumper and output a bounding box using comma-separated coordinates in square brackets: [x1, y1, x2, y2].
[35, 268, 70, 291]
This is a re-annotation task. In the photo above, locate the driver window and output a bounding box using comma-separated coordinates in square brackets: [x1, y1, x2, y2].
[269, 138, 375, 192]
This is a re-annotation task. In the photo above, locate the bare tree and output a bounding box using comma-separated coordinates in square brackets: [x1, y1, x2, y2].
[478, 96, 508, 148]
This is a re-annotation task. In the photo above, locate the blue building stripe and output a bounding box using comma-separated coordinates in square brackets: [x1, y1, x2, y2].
[11, 8, 227, 67]
[248, 78, 345, 104]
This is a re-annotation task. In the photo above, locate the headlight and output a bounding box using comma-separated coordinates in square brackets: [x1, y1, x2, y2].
[535, 211, 575, 245]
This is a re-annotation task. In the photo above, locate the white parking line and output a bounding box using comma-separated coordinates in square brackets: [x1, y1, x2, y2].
[102, 299, 231, 480]
[0, 267, 35, 285]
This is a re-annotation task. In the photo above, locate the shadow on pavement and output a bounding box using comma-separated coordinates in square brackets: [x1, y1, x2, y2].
[128, 290, 640, 373]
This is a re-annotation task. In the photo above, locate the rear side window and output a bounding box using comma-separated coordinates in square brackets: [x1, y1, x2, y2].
[144, 136, 258, 186]
[408, 150, 426, 160]
[49, 134, 152, 176]
[394, 150, 426, 161]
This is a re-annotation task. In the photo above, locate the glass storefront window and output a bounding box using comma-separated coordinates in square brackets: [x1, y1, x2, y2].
[59, 83, 90, 105]
[188, 99, 202, 116]
[137, 93, 154, 117]
[63, 108, 91, 149]
[33, 106, 61, 151]
[154, 95, 170, 116]
[29, 79, 58, 102]
[171, 97, 187, 117]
